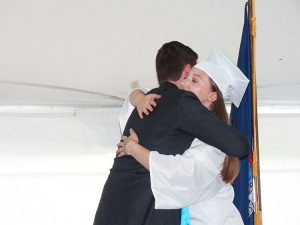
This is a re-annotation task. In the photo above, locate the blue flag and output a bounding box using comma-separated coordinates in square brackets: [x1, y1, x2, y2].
[230, 2, 254, 225]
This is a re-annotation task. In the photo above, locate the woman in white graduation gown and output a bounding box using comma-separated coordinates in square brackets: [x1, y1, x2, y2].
[117, 46, 248, 225]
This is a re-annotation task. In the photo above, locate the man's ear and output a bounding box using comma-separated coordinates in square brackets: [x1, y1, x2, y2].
[182, 64, 192, 78]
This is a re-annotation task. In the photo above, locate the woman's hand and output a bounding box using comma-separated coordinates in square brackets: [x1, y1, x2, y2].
[116, 128, 139, 157]
[136, 94, 161, 119]
[116, 128, 150, 170]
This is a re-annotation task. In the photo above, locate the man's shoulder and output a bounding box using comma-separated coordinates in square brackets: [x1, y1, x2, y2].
[177, 92, 205, 114]
[147, 85, 200, 106]
[150, 88, 188, 103]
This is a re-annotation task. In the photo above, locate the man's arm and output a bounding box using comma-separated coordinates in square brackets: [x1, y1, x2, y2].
[177, 92, 250, 158]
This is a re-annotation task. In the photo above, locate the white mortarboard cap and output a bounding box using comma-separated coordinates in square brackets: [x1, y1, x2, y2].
[194, 44, 250, 107]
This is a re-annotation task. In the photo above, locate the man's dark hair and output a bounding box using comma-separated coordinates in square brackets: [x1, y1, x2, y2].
[156, 41, 198, 85]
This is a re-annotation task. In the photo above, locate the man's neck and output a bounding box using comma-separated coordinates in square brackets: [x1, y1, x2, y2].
[168, 80, 181, 89]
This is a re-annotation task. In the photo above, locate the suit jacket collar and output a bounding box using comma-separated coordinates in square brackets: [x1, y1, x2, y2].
[160, 81, 179, 90]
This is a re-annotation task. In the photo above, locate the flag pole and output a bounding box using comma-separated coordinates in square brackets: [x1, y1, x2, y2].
[249, 0, 263, 225]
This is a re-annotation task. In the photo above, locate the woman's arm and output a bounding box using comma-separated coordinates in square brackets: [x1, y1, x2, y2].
[119, 88, 160, 133]
[129, 89, 146, 108]
[127, 142, 150, 170]
[149, 147, 220, 209]
[117, 132, 221, 209]
[129, 89, 161, 119]
[117, 128, 150, 170]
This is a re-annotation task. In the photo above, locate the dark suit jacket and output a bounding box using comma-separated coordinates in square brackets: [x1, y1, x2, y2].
[93, 82, 249, 225]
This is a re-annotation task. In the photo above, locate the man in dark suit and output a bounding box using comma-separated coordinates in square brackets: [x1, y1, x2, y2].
[93, 41, 249, 225]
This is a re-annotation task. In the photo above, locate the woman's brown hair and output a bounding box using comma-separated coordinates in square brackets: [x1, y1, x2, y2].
[209, 78, 240, 184]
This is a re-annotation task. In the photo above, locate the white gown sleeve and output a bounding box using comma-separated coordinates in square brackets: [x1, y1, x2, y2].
[118, 88, 149, 133]
[149, 140, 224, 209]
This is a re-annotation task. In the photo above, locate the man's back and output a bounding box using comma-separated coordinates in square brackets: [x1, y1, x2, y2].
[93, 82, 195, 225]
[124, 82, 195, 155]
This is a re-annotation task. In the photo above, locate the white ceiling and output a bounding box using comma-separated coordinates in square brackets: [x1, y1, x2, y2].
[0, 0, 299, 108]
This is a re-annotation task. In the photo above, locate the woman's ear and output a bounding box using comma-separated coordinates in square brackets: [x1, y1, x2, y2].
[208, 92, 217, 102]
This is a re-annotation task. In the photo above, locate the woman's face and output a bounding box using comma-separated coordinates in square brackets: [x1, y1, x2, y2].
[181, 67, 216, 108]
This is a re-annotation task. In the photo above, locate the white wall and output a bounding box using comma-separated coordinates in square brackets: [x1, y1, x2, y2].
[0, 107, 120, 225]
[259, 114, 300, 225]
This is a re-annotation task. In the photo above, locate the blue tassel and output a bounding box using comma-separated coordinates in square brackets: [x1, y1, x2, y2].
[180, 207, 190, 225]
